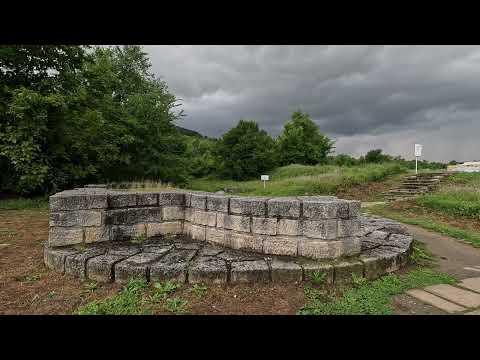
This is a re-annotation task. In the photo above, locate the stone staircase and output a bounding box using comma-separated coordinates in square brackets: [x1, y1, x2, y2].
[383, 172, 452, 201]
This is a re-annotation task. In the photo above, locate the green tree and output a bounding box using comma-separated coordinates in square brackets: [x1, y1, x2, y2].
[364, 149, 392, 163]
[184, 136, 217, 177]
[214, 120, 277, 180]
[277, 111, 334, 166]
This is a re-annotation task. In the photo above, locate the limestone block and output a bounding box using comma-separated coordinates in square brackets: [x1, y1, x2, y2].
[227, 232, 263, 252]
[48, 227, 84, 247]
[136, 192, 158, 206]
[224, 214, 251, 233]
[64, 248, 106, 279]
[333, 260, 364, 284]
[85, 226, 111, 243]
[337, 219, 361, 237]
[49, 210, 103, 227]
[252, 217, 277, 235]
[146, 222, 183, 237]
[302, 199, 338, 219]
[50, 192, 108, 211]
[184, 208, 193, 222]
[206, 195, 229, 212]
[114, 253, 164, 283]
[336, 200, 350, 219]
[190, 193, 207, 210]
[229, 197, 267, 216]
[298, 239, 343, 259]
[341, 236, 362, 256]
[216, 213, 226, 228]
[107, 207, 162, 225]
[162, 206, 185, 221]
[270, 259, 302, 282]
[44, 247, 81, 273]
[231, 260, 270, 283]
[158, 192, 185, 206]
[277, 219, 302, 236]
[267, 198, 300, 218]
[191, 224, 206, 241]
[348, 200, 361, 218]
[108, 193, 137, 208]
[86, 253, 133, 282]
[111, 224, 146, 241]
[150, 249, 197, 283]
[303, 219, 337, 239]
[263, 236, 297, 256]
[183, 222, 192, 237]
[206, 227, 226, 245]
[193, 210, 215, 226]
[188, 257, 228, 284]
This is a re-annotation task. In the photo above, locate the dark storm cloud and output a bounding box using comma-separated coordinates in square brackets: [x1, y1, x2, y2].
[143, 45, 480, 162]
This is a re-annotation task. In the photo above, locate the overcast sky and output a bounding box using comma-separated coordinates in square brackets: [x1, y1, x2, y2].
[143, 45, 480, 162]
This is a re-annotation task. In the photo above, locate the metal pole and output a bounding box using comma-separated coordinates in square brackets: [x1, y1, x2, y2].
[263, 180, 266, 189]
[416, 157, 418, 174]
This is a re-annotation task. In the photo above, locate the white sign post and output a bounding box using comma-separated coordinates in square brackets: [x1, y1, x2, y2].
[414, 144, 423, 174]
[261, 175, 269, 189]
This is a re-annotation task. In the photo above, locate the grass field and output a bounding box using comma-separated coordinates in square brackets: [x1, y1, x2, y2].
[187, 163, 408, 197]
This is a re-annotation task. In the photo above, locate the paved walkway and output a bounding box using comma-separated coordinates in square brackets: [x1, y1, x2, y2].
[395, 224, 480, 315]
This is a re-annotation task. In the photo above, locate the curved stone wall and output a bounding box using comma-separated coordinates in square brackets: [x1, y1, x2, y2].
[48, 188, 361, 260]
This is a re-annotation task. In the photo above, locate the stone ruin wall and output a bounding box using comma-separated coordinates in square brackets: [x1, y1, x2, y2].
[48, 188, 362, 260]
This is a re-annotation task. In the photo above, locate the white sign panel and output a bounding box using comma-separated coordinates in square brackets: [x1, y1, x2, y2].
[261, 175, 269, 181]
[415, 144, 423, 157]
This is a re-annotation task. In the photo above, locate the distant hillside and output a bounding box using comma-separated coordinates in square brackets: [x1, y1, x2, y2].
[175, 126, 205, 138]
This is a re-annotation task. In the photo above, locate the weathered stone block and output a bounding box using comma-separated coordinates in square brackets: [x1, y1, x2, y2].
[252, 217, 277, 235]
[267, 198, 300, 218]
[107, 207, 162, 225]
[188, 257, 228, 284]
[333, 260, 364, 284]
[229, 197, 267, 216]
[50, 210, 103, 227]
[193, 210, 214, 226]
[136, 192, 158, 206]
[191, 224, 206, 241]
[85, 226, 111, 243]
[114, 252, 164, 283]
[301, 262, 334, 284]
[86, 254, 130, 282]
[277, 219, 302, 236]
[263, 236, 297, 256]
[341, 236, 361, 256]
[150, 249, 197, 283]
[190, 193, 207, 210]
[298, 239, 343, 259]
[302, 200, 338, 219]
[146, 222, 183, 237]
[207, 195, 229, 212]
[270, 259, 302, 282]
[231, 260, 270, 283]
[44, 247, 81, 273]
[216, 213, 226, 228]
[337, 219, 361, 237]
[303, 219, 337, 239]
[142, 243, 173, 255]
[111, 224, 146, 241]
[228, 232, 263, 252]
[48, 227, 84, 247]
[50, 192, 108, 211]
[162, 206, 184, 221]
[64, 248, 106, 279]
[224, 214, 251, 233]
[206, 227, 226, 245]
[183, 222, 192, 237]
[108, 193, 137, 208]
[184, 208, 193, 222]
[336, 200, 350, 219]
[348, 200, 361, 218]
[158, 192, 185, 206]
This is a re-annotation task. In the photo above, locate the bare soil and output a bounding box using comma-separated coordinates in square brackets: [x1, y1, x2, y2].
[0, 209, 305, 315]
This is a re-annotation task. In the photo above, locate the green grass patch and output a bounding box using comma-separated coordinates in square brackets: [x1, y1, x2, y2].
[187, 163, 407, 196]
[366, 204, 480, 248]
[299, 268, 455, 315]
[0, 197, 48, 210]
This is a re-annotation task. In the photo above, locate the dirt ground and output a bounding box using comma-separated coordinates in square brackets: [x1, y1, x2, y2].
[336, 174, 405, 202]
[0, 209, 305, 315]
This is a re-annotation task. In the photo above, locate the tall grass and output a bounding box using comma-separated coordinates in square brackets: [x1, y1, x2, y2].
[416, 173, 480, 220]
[188, 163, 407, 196]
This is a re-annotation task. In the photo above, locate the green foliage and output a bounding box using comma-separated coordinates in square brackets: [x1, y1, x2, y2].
[76, 279, 150, 315]
[299, 268, 455, 315]
[190, 284, 208, 298]
[130, 233, 146, 244]
[150, 281, 181, 302]
[277, 111, 334, 166]
[214, 120, 278, 180]
[363, 149, 392, 163]
[183, 136, 217, 177]
[165, 297, 189, 314]
[1, 45, 188, 195]
[410, 241, 436, 266]
[308, 271, 327, 286]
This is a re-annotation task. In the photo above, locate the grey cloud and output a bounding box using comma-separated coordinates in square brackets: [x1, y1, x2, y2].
[143, 45, 480, 162]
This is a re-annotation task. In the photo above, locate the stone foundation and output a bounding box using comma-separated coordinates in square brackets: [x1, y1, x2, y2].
[47, 188, 362, 260]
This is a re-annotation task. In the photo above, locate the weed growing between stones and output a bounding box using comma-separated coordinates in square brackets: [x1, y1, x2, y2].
[298, 268, 456, 315]
[165, 298, 189, 314]
[150, 281, 181, 302]
[309, 271, 327, 286]
[82, 281, 98, 293]
[410, 240, 436, 266]
[130, 233, 147, 244]
[190, 284, 208, 298]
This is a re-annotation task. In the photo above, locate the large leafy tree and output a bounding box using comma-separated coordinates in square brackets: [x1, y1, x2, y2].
[214, 120, 277, 180]
[277, 111, 334, 166]
[0, 45, 187, 195]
